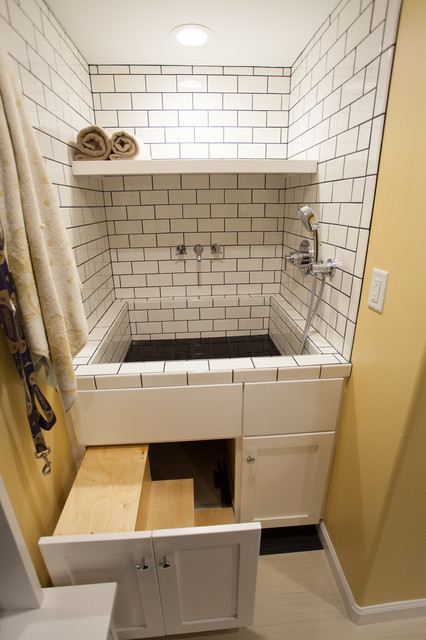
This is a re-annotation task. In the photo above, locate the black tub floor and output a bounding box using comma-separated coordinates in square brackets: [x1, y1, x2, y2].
[124, 334, 281, 362]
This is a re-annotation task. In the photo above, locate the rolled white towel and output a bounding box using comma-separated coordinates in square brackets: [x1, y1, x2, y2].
[74, 125, 112, 160]
[110, 130, 150, 160]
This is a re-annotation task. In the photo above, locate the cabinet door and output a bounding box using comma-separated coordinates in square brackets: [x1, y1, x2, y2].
[240, 432, 335, 526]
[39, 533, 165, 640]
[152, 523, 261, 636]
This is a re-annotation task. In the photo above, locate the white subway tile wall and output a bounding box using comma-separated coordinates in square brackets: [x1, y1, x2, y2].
[128, 295, 272, 341]
[0, 0, 114, 331]
[90, 65, 290, 160]
[283, 0, 401, 359]
[105, 172, 285, 300]
[0, 0, 401, 360]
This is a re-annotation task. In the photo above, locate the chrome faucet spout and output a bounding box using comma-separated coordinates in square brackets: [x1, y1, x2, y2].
[194, 244, 203, 261]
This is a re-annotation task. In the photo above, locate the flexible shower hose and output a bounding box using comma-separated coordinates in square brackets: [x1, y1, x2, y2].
[297, 272, 326, 355]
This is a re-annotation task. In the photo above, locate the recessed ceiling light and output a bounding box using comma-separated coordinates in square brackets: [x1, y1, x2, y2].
[170, 24, 212, 47]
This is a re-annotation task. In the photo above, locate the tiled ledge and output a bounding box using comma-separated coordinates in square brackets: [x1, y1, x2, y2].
[76, 354, 351, 391]
[73, 298, 351, 391]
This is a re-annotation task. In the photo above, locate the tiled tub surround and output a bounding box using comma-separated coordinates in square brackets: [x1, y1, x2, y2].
[281, 0, 401, 359]
[0, 0, 400, 367]
[85, 0, 400, 362]
[73, 297, 351, 391]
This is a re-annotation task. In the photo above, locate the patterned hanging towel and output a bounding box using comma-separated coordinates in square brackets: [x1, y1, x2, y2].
[0, 242, 56, 475]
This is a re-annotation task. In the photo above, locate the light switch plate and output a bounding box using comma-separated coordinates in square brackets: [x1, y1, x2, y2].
[368, 268, 389, 313]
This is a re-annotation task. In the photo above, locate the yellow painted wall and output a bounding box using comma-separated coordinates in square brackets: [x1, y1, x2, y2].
[0, 328, 76, 587]
[323, 0, 426, 607]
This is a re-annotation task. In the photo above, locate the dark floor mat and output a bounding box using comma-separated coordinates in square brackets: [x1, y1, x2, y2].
[260, 526, 323, 555]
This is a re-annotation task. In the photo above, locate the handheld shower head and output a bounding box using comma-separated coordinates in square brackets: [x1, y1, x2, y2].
[298, 205, 319, 232]
[298, 205, 319, 264]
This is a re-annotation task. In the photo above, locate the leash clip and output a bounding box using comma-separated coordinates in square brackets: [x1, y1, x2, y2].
[35, 447, 52, 475]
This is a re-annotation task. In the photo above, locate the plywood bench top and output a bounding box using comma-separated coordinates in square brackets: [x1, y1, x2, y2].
[54, 445, 149, 536]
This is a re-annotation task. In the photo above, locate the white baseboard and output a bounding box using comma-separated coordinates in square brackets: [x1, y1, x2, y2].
[317, 521, 426, 625]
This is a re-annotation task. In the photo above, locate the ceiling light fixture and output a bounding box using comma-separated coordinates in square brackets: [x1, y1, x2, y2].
[170, 24, 211, 47]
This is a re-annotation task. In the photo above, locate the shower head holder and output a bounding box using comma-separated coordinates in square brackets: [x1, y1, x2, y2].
[298, 205, 319, 232]
[298, 205, 319, 264]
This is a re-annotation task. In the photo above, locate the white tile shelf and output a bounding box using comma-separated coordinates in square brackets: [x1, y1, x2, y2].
[71, 159, 318, 176]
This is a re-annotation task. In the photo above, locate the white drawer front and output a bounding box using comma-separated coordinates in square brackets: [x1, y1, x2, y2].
[243, 378, 344, 436]
[71, 384, 243, 445]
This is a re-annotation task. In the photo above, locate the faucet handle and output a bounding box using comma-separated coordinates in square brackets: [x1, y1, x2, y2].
[311, 258, 343, 277]
[176, 244, 187, 256]
[211, 243, 222, 255]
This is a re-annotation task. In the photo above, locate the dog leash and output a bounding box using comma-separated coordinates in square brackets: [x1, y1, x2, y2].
[0, 242, 56, 475]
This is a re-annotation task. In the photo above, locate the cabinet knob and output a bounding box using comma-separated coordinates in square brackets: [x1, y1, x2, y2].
[246, 455, 256, 464]
[159, 556, 171, 568]
[136, 558, 148, 571]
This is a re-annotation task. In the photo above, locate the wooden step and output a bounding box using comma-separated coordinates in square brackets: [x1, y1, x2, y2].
[146, 479, 194, 530]
[194, 508, 235, 527]
[54, 445, 150, 536]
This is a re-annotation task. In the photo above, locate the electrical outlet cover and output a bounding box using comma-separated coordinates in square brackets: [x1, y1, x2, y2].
[368, 268, 389, 313]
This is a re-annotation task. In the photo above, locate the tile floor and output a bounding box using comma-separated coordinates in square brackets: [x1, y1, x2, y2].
[167, 550, 426, 640]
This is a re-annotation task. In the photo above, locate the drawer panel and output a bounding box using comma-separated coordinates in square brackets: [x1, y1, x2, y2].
[243, 378, 344, 436]
[71, 384, 243, 445]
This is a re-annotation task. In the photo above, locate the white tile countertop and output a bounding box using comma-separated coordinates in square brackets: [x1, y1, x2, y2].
[75, 352, 351, 390]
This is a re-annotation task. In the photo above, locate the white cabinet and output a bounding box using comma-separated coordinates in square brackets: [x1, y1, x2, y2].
[240, 432, 335, 526]
[239, 379, 345, 527]
[0, 583, 118, 640]
[39, 444, 260, 640]
[40, 524, 260, 640]
[40, 532, 164, 639]
[152, 524, 259, 635]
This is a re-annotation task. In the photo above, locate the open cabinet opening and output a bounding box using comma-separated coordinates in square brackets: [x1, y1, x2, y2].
[52, 441, 236, 538]
[148, 440, 235, 527]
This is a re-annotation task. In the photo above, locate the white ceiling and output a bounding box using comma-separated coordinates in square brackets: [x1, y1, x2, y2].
[45, 0, 339, 68]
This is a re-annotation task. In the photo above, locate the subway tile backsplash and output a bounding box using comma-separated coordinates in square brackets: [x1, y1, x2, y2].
[105, 172, 285, 300]
[0, 0, 401, 360]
